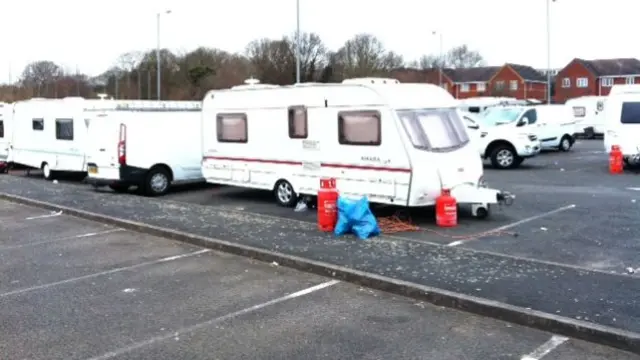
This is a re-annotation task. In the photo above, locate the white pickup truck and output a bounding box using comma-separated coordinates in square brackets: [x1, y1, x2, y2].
[461, 111, 541, 169]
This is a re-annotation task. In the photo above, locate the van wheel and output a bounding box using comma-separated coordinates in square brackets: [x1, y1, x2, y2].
[559, 136, 573, 151]
[144, 167, 170, 196]
[109, 184, 130, 193]
[490, 146, 517, 169]
[42, 163, 56, 180]
[275, 180, 297, 207]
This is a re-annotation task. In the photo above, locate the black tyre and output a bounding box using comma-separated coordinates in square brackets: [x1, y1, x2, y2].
[274, 180, 297, 207]
[490, 146, 518, 169]
[559, 135, 573, 152]
[144, 167, 171, 196]
[109, 184, 130, 193]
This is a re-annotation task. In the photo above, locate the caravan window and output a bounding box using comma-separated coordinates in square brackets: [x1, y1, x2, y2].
[288, 106, 308, 139]
[217, 113, 248, 143]
[55, 119, 74, 140]
[398, 109, 469, 152]
[620, 102, 640, 124]
[338, 111, 381, 146]
[0, 120, 3, 138]
[32, 118, 44, 131]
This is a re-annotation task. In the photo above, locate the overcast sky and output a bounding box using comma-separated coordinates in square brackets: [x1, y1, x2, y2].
[1, 0, 636, 83]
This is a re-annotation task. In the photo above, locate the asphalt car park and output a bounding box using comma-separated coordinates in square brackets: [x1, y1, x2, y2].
[8, 140, 640, 276]
[1, 198, 638, 359]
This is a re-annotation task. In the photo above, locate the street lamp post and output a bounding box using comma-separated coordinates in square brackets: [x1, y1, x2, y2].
[295, 0, 301, 84]
[432, 31, 443, 87]
[156, 10, 171, 100]
[546, 0, 555, 104]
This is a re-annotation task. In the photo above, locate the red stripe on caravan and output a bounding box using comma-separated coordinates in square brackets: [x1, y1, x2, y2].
[203, 156, 411, 173]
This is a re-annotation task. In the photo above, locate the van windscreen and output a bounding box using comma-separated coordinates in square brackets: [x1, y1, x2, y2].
[620, 102, 640, 124]
[398, 109, 469, 152]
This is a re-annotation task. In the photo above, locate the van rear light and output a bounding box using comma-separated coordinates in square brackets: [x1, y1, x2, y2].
[118, 123, 126, 165]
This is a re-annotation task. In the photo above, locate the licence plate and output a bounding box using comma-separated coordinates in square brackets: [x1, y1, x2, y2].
[88, 166, 98, 174]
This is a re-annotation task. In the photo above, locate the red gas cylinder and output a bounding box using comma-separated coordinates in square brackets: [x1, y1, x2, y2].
[436, 189, 457, 227]
[609, 145, 624, 174]
[318, 178, 338, 231]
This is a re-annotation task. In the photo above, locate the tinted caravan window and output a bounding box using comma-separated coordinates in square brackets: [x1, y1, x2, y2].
[620, 102, 640, 124]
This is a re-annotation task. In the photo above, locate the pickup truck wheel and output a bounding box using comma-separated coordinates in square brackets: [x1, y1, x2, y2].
[559, 136, 572, 152]
[490, 146, 517, 169]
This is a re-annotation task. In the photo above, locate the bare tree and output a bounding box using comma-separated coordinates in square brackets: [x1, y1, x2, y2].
[332, 33, 403, 78]
[446, 45, 484, 68]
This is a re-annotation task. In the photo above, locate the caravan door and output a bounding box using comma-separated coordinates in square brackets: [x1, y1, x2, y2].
[51, 105, 87, 172]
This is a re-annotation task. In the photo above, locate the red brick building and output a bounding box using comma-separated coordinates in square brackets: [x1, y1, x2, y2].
[391, 64, 548, 100]
[554, 58, 640, 103]
[487, 64, 548, 101]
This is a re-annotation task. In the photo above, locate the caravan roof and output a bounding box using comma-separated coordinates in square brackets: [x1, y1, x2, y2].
[609, 84, 640, 96]
[203, 78, 456, 111]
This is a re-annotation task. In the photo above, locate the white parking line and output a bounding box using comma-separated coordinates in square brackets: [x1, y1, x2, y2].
[447, 204, 577, 247]
[521, 335, 569, 360]
[0, 249, 211, 298]
[0, 229, 124, 251]
[25, 210, 63, 220]
[85, 279, 340, 360]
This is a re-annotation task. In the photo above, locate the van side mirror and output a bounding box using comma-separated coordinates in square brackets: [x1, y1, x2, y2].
[517, 118, 528, 127]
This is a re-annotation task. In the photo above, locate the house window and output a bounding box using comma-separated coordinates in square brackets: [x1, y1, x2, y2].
[509, 80, 518, 91]
[627, 77, 635, 85]
[562, 78, 571, 88]
[338, 110, 381, 146]
[477, 83, 486, 92]
[0, 120, 3, 138]
[460, 84, 470, 92]
[288, 106, 308, 139]
[494, 81, 505, 91]
[577, 77, 588, 88]
[32, 118, 44, 131]
[217, 113, 248, 143]
[602, 78, 613, 87]
[55, 119, 74, 140]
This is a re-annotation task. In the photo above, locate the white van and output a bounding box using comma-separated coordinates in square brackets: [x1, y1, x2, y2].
[0, 102, 12, 171]
[10, 98, 112, 179]
[480, 105, 576, 152]
[201, 78, 514, 218]
[565, 96, 605, 138]
[461, 111, 541, 169]
[85, 101, 204, 196]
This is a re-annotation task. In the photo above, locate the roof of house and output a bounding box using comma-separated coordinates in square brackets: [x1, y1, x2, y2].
[507, 64, 547, 82]
[575, 58, 640, 76]
[444, 67, 500, 83]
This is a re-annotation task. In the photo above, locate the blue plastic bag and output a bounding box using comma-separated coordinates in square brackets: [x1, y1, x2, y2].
[334, 196, 380, 240]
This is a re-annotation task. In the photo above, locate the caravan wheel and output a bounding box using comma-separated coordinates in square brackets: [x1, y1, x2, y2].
[275, 180, 297, 207]
[42, 163, 56, 181]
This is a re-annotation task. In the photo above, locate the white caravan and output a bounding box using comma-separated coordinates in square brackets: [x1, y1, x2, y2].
[10, 97, 115, 179]
[201, 78, 514, 218]
[603, 91, 640, 164]
[565, 96, 606, 138]
[457, 97, 519, 114]
[461, 111, 541, 169]
[480, 105, 576, 152]
[0, 102, 12, 170]
[85, 101, 204, 196]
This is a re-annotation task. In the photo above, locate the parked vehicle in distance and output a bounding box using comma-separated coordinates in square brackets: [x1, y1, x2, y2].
[461, 111, 541, 169]
[10, 97, 119, 179]
[565, 96, 606, 138]
[85, 100, 204, 196]
[0, 102, 12, 172]
[201, 78, 514, 219]
[603, 88, 640, 165]
[480, 104, 576, 152]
